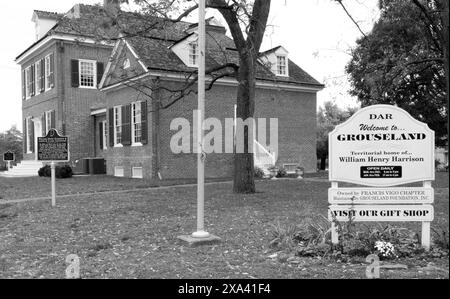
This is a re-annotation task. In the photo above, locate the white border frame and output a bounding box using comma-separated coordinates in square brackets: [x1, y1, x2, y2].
[329, 105, 435, 187]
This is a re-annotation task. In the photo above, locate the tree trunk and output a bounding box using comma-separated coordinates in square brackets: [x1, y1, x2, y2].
[233, 54, 256, 194]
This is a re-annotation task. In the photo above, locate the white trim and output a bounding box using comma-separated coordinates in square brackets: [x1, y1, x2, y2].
[35, 61, 41, 95]
[132, 167, 144, 179]
[99, 39, 123, 89]
[32, 118, 42, 158]
[124, 40, 148, 71]
[131, 101, 143, 145]
[123, 58, 131, 69]
[276, 55, 289, 77]
[101, 70, 324, 93]
[25, 66, 32, 100]
[102, 120, 108, 151]
[132, 143, 143, 147]
[114, 166, 124, 177]
[44, 53, 53, 91]
[44, 110, 53, 134]
[90, 108, 107, 116]
[16, 34, 113, 65]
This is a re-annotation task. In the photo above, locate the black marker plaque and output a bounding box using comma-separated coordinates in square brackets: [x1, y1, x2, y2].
[3, 151, 15, 162]
[37, 129, 70, 162]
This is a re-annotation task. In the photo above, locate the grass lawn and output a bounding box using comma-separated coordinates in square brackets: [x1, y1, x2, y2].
[0, 172, 448, 279]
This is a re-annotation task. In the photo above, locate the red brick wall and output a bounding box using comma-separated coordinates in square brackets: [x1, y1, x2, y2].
[21, 40, 112, 163]
[21, 42, 59, 161]
[104, 79, 318, 179]
[104, 86, 154, 179]
[61, 42, 112, 162]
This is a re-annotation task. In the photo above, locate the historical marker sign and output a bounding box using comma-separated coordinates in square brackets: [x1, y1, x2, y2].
[329, 105, 434, 186]
[38, 129, 70, 162]
[3, 151, 15, 162]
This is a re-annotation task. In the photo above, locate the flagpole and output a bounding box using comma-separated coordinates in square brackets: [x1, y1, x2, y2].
[192, 0, 209, 239]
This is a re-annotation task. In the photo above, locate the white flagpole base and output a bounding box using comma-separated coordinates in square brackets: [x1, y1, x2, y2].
[192, 231, 211, 239]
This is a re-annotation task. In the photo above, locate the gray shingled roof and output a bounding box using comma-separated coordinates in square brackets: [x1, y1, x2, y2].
[33, 10, 62, 20]
[20, 4, 323, 88]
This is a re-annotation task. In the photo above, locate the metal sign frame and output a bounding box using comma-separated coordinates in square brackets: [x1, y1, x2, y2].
[37, 129, 70, 163]
[3, 151, 15, 162]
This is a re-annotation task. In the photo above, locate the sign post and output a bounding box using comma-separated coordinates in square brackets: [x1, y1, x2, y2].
[3, 151, 15, 170]
[328, 105, 435, 250]
[37, 129, 70, 208]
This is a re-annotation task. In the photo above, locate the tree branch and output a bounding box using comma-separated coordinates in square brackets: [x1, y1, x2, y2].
[335, 0, 367, 38]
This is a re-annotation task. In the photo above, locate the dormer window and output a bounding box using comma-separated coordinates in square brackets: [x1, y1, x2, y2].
[188, 42, 198, 67]
[277, 55, 287, 76]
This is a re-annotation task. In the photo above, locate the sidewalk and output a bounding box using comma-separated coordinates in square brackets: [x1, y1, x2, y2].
[0, 180, 233, 205]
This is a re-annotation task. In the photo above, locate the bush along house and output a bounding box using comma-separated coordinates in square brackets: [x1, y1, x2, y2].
[99, 15, 324, 179]
[10, 3, 116, 176]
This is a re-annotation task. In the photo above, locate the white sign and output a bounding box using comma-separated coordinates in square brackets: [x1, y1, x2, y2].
[329, 105, 435, 186]
[329, 187, 434, 204]
[328, 205, 434, 222]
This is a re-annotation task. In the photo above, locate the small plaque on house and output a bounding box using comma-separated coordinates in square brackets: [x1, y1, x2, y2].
[37, 129, 70, 162]
[3, 151, 15, 162]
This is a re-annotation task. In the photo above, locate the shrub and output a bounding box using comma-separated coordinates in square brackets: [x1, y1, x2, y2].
[432, 225, 449, 250]
[38, 165, 51, 177]
[57, 165, 73, 178]
[254, 167, 265, 179]
[269, 221, 299, 251]
[38, 165, 73, 179]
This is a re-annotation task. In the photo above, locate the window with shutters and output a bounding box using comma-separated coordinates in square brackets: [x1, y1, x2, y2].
[79, 60, 97, 88]
[131, 102, 142, 145]
[25, 66, 32, 99]
[114, 106, 122, 146]
[26, 117, 33, 153]
[45, 54, 54, 90]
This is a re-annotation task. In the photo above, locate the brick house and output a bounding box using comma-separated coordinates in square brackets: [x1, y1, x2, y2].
[99, 12, 324, 179]
[12, 4, 114, 176]
[11, 2, 324, 178]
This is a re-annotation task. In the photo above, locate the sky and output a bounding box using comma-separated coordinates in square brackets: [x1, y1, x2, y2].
[0, 0, 380, 133]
